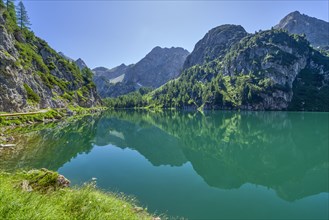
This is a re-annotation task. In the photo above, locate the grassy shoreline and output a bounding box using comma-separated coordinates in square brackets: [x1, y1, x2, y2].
[0, 106, 107, 127]
[0, 106, 107, 146]
[0, 110, 162, 219]
[0, 169, 156, 220]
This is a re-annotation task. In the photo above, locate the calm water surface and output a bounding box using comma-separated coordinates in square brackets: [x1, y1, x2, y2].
[1, 111, 328, 219]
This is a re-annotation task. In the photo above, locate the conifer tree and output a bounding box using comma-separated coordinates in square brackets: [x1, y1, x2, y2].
[6, 0, 14, 9]
[6, 0, 17, 27]
[0, 0, 5, 9]
[16, 0, 30, 30]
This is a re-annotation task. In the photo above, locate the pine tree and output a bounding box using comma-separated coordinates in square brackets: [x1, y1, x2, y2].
[0, 0, 5, 9]
[6, 0, 14, 9]
[16, 0, 30, 30]
[6, 0, 17, 28]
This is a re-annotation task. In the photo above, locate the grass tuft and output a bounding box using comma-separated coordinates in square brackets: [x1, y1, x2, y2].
[0, 169, 154, 220]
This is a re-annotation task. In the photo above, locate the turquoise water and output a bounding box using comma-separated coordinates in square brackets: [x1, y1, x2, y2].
[1, 111, 328, 219]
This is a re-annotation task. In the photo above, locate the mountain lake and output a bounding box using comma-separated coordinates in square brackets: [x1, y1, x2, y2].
[1, 110, 328, 219]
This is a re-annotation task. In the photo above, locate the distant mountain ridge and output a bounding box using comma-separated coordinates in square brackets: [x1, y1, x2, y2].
[109, 11, 329, 111]
[93, 46, 189, 98]
[125, 46, 190, 88]
[93, 64, 132, 98]
[93, 64, 131, 80]
[274, 11, 329, 48]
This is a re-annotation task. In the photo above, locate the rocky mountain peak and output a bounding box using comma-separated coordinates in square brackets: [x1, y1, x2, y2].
[274, 11, 329, 48]
[288, 10, 302, 17]
[183, 24, 248, 69]
[124, 46, 190, 88]
[75, 58, 87, 70]
[146, 46, 189, 58]
[118, 63, 127, 68]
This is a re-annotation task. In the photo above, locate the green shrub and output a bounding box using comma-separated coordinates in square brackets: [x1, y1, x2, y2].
[23, 83, 40, 103]
[15, 42, 49, 72]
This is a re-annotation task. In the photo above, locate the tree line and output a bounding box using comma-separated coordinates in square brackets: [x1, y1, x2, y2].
[0, 0, 31, 30]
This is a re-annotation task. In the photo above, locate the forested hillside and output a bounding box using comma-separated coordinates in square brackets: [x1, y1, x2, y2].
[0, 1, 100, 112]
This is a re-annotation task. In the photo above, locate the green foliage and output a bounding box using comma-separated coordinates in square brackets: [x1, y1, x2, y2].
[0, 170, 153, 220]
[16, 0, 31, 30]
[22, 169, 60, 192]
[104, 88, 153, 109]
[289, 68, 329, 111]
[15, 42, 49, 72]
[14, 37, 95, 107]
[23, 83, 40, 103]
[0, 0, 5, 9]
[36, 71, 69, 91]
[0, 1, 98, 109]
[311, 49, 329, 70]
[62, 92, 73, 102]
[81, 67, 93, 82]
[3, 1, 18, 33]
[0, 109, 64, 126]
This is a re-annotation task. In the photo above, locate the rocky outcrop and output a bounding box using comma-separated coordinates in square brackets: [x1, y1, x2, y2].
[94, 47, 189, 98]
[274, 11, 329, 48]
[75, 58, 87, 70]
[20, 169, 70, 192]
[0, 10, 101, 112]
[183, 25, 248, 69]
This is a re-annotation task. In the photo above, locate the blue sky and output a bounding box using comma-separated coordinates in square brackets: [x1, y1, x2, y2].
[23, 0, 328, 69]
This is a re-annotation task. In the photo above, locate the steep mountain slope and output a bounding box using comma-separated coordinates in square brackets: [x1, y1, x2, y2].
[274, 11, 329, 48]
[94, 47, 189, 98]
[183, 24, 248, 69]
[58, 52, 88, 70]
[0, 6, 100, 112]
[58, 52, 74, 62]
[149, 26, 329, 111]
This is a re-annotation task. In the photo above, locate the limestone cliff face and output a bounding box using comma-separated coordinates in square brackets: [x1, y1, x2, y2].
[0, 9, 101, 112]
[93, 47, 189, 98]
[183, 24, 248, 69]
[218, 30, 328, 110]
[274, 11, 329, 48]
